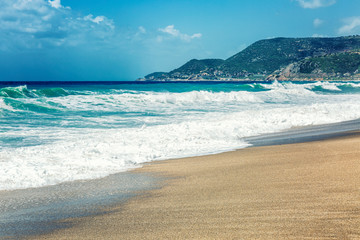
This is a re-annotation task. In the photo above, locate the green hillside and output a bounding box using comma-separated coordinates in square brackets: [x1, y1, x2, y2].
[140, 35, 360, 81]
[145, 59, 224, 80]
[299, 52, 360, 74]
[170, 59, 225, 75]
[221, 36, 360, 75]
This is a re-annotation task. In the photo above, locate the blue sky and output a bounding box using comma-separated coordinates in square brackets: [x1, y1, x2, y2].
[0, 0, 360, 81]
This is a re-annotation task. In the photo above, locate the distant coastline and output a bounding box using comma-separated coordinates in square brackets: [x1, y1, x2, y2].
[139, 35, 360, 82]
[137, 76, 360, 82]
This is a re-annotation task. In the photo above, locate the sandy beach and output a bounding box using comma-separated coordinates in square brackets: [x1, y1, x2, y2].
[33, 133, 360, 239]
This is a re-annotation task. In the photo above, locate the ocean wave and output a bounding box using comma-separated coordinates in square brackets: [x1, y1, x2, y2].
[2, 98, 61, 113]
[0, 85, 69, 99]
[1, 98, 360, 190]
[2, 81, 360, 190]
[0, 98, 15, 112]
[0, 90, 264, 115]
[261, 80, 360, 94]
[122, 90, 264, 105]
[0, 81, 358, 116]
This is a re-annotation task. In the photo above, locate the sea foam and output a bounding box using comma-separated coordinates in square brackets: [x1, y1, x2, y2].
[1, 81, 360, 190]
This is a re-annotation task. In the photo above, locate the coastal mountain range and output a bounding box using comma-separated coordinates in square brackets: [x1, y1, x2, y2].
[140, 35, 360, 81]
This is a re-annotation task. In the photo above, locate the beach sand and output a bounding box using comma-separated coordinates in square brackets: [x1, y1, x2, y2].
[35, 134, 360, 239]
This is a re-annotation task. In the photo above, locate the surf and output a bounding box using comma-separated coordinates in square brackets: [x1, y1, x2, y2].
[1, 81, 360, 191]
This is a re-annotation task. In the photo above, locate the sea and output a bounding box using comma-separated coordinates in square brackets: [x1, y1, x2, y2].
[1, 80, 360, 191]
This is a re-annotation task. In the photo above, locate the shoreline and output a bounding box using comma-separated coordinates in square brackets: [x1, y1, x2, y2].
[245, 118, 360, 147]
[0, 172, 162, 238]
[33, 132, 360, 239]
[1, 120, 359, 239]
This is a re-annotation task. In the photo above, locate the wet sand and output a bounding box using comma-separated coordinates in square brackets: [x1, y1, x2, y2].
[0, 172, 159, 238]
[35, 133, 360, 239]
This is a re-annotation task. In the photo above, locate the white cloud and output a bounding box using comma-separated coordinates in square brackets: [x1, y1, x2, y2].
[296, 0, 336, 9]
[313, 18, 324, 27]
[84, 14, 105, 24]
[158, 25, 202, 42]
[338, 17, 360, 35]
[48, 0, 64, 9]
[0, 0, 115, 51]
[159, 25, 180, 37]
[191, 33, 202, 39]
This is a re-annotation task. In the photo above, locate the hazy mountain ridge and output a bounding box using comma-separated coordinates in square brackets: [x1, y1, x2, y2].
[140, 35, 360, 81]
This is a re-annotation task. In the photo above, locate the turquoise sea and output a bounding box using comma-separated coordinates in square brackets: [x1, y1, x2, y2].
[1, 80, 360, 191]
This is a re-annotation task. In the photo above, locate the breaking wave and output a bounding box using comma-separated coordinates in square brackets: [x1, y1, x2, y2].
[0, 85, 69, 99]
[1, 80, 360, 190]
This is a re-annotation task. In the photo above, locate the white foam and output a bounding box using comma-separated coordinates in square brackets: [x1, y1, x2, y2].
[46, 90, 263, 113]
[262, 80, 360, 92]
[0, 98, 18, 112]
[2, 82, 360, 190]
[310, 81, 341, 91]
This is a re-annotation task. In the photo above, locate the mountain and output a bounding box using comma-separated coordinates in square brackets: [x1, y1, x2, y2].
[272, 51, 360, 80]
[140, 35, 360, 81]
[144, 59, 224, 81]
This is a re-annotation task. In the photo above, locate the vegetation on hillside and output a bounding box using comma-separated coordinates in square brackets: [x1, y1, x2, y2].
[299, 52, 360, 74]
[221, 36, 360, 75]
[141, 35, 360, 81]
[170, 59, 225, 75]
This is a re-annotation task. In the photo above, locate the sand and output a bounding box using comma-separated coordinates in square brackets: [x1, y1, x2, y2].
[35, 134, 360, 239]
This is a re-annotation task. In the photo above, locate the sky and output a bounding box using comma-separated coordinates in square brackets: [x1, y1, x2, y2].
[0, 0, 360, 81]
